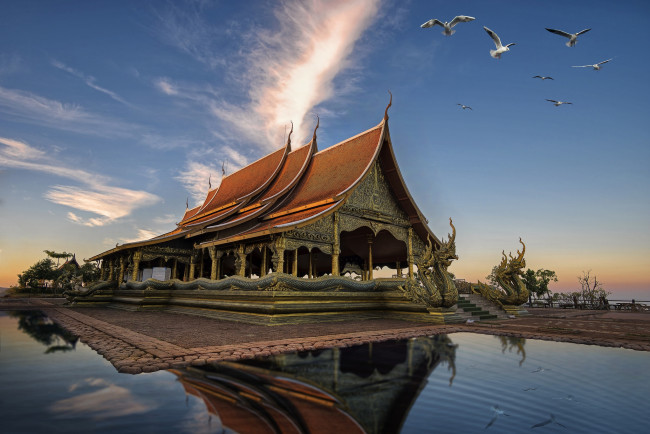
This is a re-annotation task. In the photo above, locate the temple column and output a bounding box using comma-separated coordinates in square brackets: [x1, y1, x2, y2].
[292, 250, 298, 277]
[367, 236, 374, 280]
[189, 254, 197, 281]
[272, 236, 286, 273]
[208, 247, 222, 280]
[172, 258, 178, 280]
[308, 250, 313, 278]
[235, 244, 246, 277]
[408, 227, 414, 279]
[100, 260, 108, 280]
[396, 262, 402, 278]
[363, 259, 368, 281]
[261, 247, 268, 277]
[199, 249, 205, 278]
[118, 256, 126, 283]
[109, 258, 115, 281]
[132, 250, 142, 282]
[331, 213, 340, 276]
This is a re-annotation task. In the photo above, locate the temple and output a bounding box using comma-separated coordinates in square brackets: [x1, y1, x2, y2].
[77, 99, 467, 324]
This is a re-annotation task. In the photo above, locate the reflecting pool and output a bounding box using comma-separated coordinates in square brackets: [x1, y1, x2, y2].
[1, 310, 649, 433]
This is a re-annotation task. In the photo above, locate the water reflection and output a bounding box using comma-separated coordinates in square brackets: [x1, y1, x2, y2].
[496, 335, 526, 366]
[169, 335, 457, 434]
[9, 310, 78, 353]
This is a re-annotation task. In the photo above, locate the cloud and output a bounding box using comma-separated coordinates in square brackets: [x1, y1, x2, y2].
[50, 381, 155, 420]
[0, 86, 137, 137]
[0, 137, 160, 226]
[156, 0, 382, 151]
[175, 145, 248, 205]
[51, 60, 132, 106]
[120, 228, 160, 243]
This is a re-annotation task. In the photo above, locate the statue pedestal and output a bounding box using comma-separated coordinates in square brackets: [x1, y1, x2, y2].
[426, 307, 465, 324]
[502, 305, 530, 317]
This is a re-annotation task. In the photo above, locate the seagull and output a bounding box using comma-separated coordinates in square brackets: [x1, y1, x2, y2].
[484, 27, 515, 58]
[546, 28, 591, 47]
[546, 99, 572, 107]
[533, 75, 554, 80]
[531, 414, 567, 429]
[485, 405, 510, 429]
[421, 15, 475, 36]
[572, 59, 612, 70]
[457, 104, 472, 110]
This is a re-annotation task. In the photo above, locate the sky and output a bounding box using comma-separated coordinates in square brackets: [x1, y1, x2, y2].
[1, 0, 648, 299]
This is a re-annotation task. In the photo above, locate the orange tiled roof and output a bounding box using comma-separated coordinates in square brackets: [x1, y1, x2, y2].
[179, 146, 287, 225]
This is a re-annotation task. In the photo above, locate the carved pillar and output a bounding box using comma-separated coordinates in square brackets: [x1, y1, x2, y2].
[331, 212, 340, 276]
[272, 236, 286, 273]
[118, 256, 126, 283]
[189, 253, 197, 281]
[261, 247, 267, 277]
[308, 250, 313, 278]
[292, 250, 298, 277]
[396, 262, 402, 278]
[100, 260, 108, 280]
[172, 258, 178, 280]
[108, 258, 115, 281]
[235, 244, 246, 277]
[208, 247, 222, 280]
[367, 236, 374, 280]
[199, 248, 205, 278]
[132, 250, 142, 282]
[183, 263, 189, 281]
[408, 227, 414, 279]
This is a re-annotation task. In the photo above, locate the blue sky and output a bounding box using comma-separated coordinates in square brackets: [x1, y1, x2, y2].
[1, 0, 648, 298]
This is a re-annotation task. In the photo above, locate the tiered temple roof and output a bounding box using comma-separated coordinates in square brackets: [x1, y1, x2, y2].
[89, 108, 438, 261]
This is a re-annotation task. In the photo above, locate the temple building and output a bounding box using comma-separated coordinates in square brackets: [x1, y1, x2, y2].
[80, 101, 465, 324]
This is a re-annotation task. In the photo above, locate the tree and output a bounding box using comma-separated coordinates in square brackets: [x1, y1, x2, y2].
[43, 250, 72, 266]
[17, 258, 57, 289]
[578, 270, 609, 307]
[522, 268, 558, 305]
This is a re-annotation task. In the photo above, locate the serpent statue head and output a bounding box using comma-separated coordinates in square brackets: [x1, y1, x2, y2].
[431, 218, 459, 268]
[506, 238, 526, 276]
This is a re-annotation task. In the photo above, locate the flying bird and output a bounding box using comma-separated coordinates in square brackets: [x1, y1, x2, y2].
[483, 27, 515, 58]
[531, 414, 567, 429]
[572, 59, 612, 70]
[533, 75, 554, 80]
[546, 99, 572, 107]
[546, 28, 591, 47]
[421, 15, 475, 36]
[485, 405, 510, 429]
[457, 104, 472, 110]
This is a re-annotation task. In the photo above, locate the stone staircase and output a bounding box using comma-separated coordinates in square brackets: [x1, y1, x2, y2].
[456, 293, 509, 321]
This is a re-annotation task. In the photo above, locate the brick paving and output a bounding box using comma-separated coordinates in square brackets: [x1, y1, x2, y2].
[2, 299, 649, 374]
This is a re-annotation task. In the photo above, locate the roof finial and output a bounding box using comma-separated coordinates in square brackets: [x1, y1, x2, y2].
[221, 161, 226, 176]
[186, 197, 189, 209]
[287, 121, 293, 151]
[384, 90, 392, 121]
[208, 173, 212, 189]
[312, 115, 319, 142]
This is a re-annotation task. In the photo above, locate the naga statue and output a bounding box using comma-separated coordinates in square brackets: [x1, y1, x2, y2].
[473, 238, 529, 307]
[401, 218, 459, 308]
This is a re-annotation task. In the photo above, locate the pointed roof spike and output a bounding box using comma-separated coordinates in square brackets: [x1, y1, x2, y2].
[208, 173, 212, 189]
[384, 90, 392, 121]
[186, 197, 189, 209]
[311, 115, 319, 152]
[287, 121, 293, 152]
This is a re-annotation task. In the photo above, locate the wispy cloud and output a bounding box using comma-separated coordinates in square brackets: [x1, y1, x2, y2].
[51, 60, 132, 106]
[175, 145, 248, 205]
[0, 137, 160, 226]
[119, 228, 160, 243]
[0, 86, 137, 137]
[156, 0, 382, 150]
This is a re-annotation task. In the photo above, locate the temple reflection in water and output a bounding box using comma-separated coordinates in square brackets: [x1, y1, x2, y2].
[169, 335, 457, 434]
